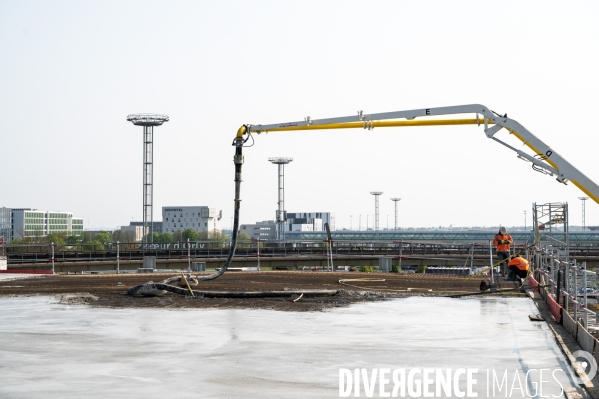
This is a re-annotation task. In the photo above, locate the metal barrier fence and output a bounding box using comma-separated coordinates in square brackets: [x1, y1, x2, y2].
[533, 244, 599, 329]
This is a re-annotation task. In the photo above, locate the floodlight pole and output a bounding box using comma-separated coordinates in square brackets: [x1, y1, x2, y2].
[391, 198, 401, 230]
[116, 241, 120, 274]
[127, 113, 169, 247]
[268, 157, 293, 246]
[579, 197, 589, 231]
[370, 192, 383, 240]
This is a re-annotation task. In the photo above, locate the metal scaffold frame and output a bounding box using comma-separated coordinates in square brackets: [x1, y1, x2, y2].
[531, 201, 599, 329]
[532, 202, 569, 269]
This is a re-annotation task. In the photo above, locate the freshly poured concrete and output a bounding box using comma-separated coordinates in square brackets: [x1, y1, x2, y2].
[0, 273, 45, 282]
[0, 297, 584, 398]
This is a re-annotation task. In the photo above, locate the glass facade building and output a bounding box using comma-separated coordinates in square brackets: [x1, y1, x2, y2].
[0, 207, 10, 243]
[8, 208, 84, 242]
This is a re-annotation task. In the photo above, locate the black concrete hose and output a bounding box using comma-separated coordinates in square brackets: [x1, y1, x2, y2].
[127, 134, 247, 296]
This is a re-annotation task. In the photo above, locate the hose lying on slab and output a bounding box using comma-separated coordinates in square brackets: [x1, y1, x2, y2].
[127, 134, 247, 297]
[190, 290, 337, 298]
[130, 279, 338, 298]
[444, 283, 551, 298]
[338, 278, 433, 293]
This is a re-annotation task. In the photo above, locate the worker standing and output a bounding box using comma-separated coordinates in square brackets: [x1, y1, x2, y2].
[493, 226, 513, 277]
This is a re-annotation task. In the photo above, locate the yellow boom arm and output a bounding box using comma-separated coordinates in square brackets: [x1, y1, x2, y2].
[236, 104, 599, 205]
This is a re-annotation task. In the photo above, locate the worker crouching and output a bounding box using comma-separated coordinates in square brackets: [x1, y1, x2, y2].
[507, 255, 530, 280]
[493, 226, 513, 276]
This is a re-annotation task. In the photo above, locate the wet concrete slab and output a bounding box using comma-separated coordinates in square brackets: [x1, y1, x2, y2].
[0, 273, 46, 282]
[0, 296, 586, 398]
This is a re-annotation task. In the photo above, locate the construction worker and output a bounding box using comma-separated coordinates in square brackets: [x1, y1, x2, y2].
[507, 255, 530, 280]
[493, 226, 513, 276]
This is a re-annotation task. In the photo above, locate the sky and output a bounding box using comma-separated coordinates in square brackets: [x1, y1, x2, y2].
[1, 0, 598, 231]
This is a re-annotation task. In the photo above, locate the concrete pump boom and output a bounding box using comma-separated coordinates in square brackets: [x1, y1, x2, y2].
[236, 104, 599, 205]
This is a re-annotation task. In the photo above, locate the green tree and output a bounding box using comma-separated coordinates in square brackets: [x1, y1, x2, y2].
[81, 232, 93, 243]
[66, 235, 80, 245]
[173, 230, 183, 242]
[112, 230, 124, 242]
[83, 240, 104, 251]
[209, 230, 228, 241]
[8, 238, 26, 253]
[94, 231, 112, 245]
[182, 229, 201, 242]
[46, 233, 66, 252]
[416, 265, 427, 273]
[204, 230, 229, 248]
[46, 232, 67, 243]
[158, 232, 173, 244]
[237, 232, 251, 248]
[46, 233, 66, 244]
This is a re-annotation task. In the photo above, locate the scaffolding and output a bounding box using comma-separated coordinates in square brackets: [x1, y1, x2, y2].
[531, 201, 599, 332]
[532, 202, 569, 269]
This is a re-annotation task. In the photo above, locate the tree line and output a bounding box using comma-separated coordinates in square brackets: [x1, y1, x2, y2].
[8, 229, 252, 253]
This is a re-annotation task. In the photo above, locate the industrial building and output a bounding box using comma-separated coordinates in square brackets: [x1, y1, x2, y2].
[240, 212, 334, 240]
[2, 208, 84, 242]
[125, 221, 163, 234]
[118, 222, 163, 242]
[119, 225, 147, 243]
[240, 220, 278, 240]
[162, 206, 222, 234]
[286, 212, 335, 231]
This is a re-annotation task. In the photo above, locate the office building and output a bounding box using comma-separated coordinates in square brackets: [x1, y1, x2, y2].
[240, 220, 278, 240]
[162, 206, 222, 234]
[7, 208, 84, 242]
[0, 207, 10, 243]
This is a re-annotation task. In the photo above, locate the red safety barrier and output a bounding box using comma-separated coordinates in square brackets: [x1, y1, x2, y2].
[546, 294, 563, 324]
[0, 270, 53, 274]
[528, 275, 540, 293]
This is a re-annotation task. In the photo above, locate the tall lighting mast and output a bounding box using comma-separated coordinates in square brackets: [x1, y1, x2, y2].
[579, 197, 589, 231]
[269, 157, 293, 245]
[370, 192, 383, 239]
[127, 113, 169, 245]
[390, 198, 401, 230]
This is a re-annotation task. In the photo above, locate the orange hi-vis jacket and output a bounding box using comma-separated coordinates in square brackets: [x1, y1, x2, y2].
[493, 233, 513, 252]
[508, 256, 530, 272]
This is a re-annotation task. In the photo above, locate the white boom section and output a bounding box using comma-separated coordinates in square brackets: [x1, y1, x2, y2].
[248, 104, 599, 205]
